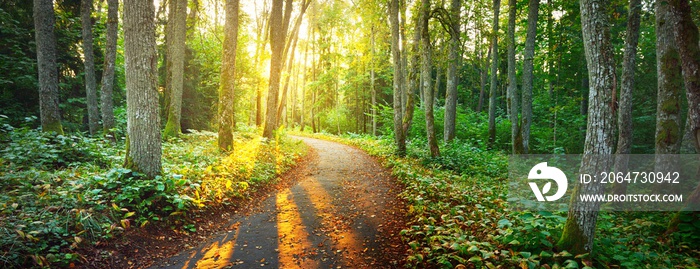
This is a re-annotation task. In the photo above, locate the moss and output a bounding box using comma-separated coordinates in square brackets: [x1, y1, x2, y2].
[163, 115, 181, 139]
[656, 120, 680, 146]
[43, 120, 64, 135]
[123, 135, 137, 171]
[557, 214, 588, 255]
[660, 98, 680, 114]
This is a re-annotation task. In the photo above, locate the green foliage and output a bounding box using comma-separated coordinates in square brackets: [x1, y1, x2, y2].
[0, 119, 111, 170]
[0, 127, 306, 268]
[304, 133, 700, 268]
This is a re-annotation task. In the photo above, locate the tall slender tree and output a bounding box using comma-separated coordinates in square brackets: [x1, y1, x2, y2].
[218, 0, 240, 151]
[520, 0, 538, 153]
[101, 0, 118, 136]
[653, 0, 683, 183]
[33, 0, 64, 134]
[277, 0, 312, 123]
[421, 0, 439, 157]
[506, 0, 522, 153]
[557, 0, 617, 254]
[613, 0, 641, 195]
[667, 0, 700, 229]
[164, 0, 188, 138]
[443, 0, 460, 143]
[389, 0, 407, 155]
[262, 0, 291, 139]
[669, 0, 700, 154]
[123, 0, 161, 177]
[81, 0, 99, 135]
[487, 0, 500, 146]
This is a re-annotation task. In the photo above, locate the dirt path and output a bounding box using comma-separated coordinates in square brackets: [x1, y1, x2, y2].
[150, 136, 407, 268]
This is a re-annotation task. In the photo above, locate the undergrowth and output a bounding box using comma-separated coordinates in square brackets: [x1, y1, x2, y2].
[0, 125, 306, 268]
[296, 131, 700, 269]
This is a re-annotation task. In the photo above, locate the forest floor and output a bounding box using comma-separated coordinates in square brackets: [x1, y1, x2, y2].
[83, 136, 408, 268]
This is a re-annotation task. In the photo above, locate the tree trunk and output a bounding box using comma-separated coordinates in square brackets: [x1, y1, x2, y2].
[263, 0, 292, 139]
[521, 0, 538, 154]
[667, 0, 700, 230]
[217, 0, 239, 151]
[277, 0, 310, 125]
[100, 0, 118, 136]
[653, 0, 683, 182]
[487, 0, 500, 146]
[371, 28, 377, 136]
[123, 0, 161, 177]
[254, 2, 270, 127]
[401, 2, 420, 145]
[557, 0, 617, 254]
[389, 0, 406, 155]
[33, 0, 64, 134]
[164, 0, 188, 138]
[81, 0, 99, 135]
[612, 0, 641, 195]
[421, 0, 439, 157]
[443, 0, 459, 143]
[507, 0, 522, 154]
[669, 0, 700, 155]
[478, 45, 491, 113]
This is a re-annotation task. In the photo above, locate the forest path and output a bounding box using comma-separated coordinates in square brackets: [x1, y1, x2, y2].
[151, 136, 407, 268]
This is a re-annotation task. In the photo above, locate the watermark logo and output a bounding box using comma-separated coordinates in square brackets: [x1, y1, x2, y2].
[528, 162, 568, 202]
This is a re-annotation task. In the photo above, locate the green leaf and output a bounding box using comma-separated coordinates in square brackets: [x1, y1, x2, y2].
[540, 250, 553, 258]
[156, 182, 165, 191]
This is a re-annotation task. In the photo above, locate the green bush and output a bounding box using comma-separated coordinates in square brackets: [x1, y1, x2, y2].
[0, 123, 111, 170]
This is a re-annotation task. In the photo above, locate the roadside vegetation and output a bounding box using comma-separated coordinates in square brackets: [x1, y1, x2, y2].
[0, 119, 306, 268]
[295, 122, 700, 268]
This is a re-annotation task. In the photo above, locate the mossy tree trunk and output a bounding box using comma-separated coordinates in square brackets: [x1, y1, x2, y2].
[613, 0, 641, 195]
[262, 0, 292, 139]
[164, 0, 188, 138]
[100, 0, 118, 136]
[655, 0, 683, 169]
[443, 0, 460, 143]
[557, 0, 616, 254]
[33, 0, 64, 135]
[420, 0, 439, 157]
[123, 0, 162, 178]
[81, 0, 99, 135]
[389, 0, 407, 156]
[217, 0, 240, 151]
[667, 0, 700, 231]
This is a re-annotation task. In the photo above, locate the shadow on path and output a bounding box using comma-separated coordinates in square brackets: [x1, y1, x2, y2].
[151, 136, 406, 269]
